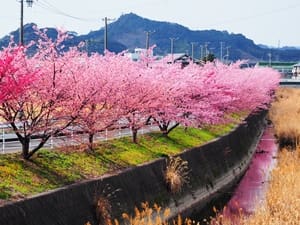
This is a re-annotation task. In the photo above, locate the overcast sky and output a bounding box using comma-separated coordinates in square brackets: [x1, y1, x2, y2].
[1, 0, 300, 47]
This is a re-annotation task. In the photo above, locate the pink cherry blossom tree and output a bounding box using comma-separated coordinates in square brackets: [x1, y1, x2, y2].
[74, 53, 124, 151]
[147, 60, 235, 135]
[145, 60, 185, 135]
[210, 61, 280, 114]
[0, 30, 281, 158]
[0, 28, 92, 159]
[148, 58, 280, 135]
[0, 41, 35, 104]
[111, 53, 162, 143]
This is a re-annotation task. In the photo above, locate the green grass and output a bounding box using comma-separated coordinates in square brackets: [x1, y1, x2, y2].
[0, 124, 235, 203]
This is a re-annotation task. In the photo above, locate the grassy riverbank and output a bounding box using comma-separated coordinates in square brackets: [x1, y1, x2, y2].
[0, 124, 234, 204]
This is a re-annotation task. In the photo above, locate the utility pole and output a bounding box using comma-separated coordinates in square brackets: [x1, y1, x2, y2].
[85, 40, 89, 52]
[268, 52, 272, 67]
[225, 46, 230, 64]
[169, 37, 178, 63]
[191, 42, 197, 63]
[102, 17, 114, 53]
[20, 0, 24, 45]
[220, 42, 224, 62]
[19, 0, 35, 46]
[200, 45, 204, 61]
[204, 42, 209, 58]
[145, 30, 155, 50]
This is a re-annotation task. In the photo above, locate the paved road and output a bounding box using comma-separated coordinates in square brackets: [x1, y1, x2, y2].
[0, 125, 159, 154]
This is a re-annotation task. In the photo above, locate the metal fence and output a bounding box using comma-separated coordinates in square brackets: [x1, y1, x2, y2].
[0, 123, 159, 154]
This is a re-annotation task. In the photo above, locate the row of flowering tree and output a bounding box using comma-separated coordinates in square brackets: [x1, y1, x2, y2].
[0, 29, 281, 159]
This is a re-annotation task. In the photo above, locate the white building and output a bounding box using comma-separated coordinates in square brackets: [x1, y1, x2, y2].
[292, 63, 300, 78]
[125, 48, 153, 61]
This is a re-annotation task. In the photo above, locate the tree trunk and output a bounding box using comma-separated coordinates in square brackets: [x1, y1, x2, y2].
[132, 128, 138, 143]
[22, 136, 30, 159]
[145, 116, 152, 125]
[87, 132, 95, 152]
[167, 123, 180, 135]
[158, 122, 179, 137]
[161, 124, 169, 136]
[154, 119, 170, 136]
[24, 135, 51, 160]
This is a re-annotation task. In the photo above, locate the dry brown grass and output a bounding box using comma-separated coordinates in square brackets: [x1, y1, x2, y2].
[269, 87, 300, 149]
[121, 202, 202, 225]
[164, 156, 190, 194]
[95, 196, 112, 225]
[87, 202, 200, 225]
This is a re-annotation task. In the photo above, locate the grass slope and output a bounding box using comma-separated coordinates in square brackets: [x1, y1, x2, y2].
[0, 125, 234, 203]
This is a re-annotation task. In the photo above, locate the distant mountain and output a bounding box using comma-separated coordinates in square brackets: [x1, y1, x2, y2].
[0, 23, 126, 54]
[258, 44, 300, 51]
[1, 13, 300, 62]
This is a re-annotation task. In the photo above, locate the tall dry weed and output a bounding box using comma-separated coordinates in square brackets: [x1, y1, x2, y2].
[269, 87, 300, 149]
[164, 156, 190, 194]
[121, 202, 204, 225]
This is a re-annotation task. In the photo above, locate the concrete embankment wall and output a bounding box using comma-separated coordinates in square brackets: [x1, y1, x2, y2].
[0, 110, 267, 225]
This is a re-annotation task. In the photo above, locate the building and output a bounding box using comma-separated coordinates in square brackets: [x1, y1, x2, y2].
[292, 63, 300, 78]
[164, 53, 204, 67]
[125, 48, 153, 61]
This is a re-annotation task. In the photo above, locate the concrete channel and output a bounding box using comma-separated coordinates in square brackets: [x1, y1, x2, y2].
[0, 110, 267, 225]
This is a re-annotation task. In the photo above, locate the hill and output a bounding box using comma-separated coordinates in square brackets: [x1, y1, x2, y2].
[1, 13, 300, 62]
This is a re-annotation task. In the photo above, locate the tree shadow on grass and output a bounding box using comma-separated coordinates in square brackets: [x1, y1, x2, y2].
[88, 150, 132, 172]
[144, 132, 194, 152]
[21, 158, 79, 186]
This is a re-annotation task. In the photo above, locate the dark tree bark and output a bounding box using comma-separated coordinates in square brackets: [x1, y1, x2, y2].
[132, 127, 138, 144]
[87, 132, 95, 152]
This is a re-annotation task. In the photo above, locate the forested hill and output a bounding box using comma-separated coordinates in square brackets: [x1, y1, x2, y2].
[1, 13, 300, 62]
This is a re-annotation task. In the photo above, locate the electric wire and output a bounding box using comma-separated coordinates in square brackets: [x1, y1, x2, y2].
[35, 0, 100, 22]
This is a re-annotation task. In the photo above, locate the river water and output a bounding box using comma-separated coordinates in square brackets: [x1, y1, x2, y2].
[213, 126, 278, 223]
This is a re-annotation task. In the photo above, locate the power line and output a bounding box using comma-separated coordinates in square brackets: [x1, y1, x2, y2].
[35, 0, 99, 22]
